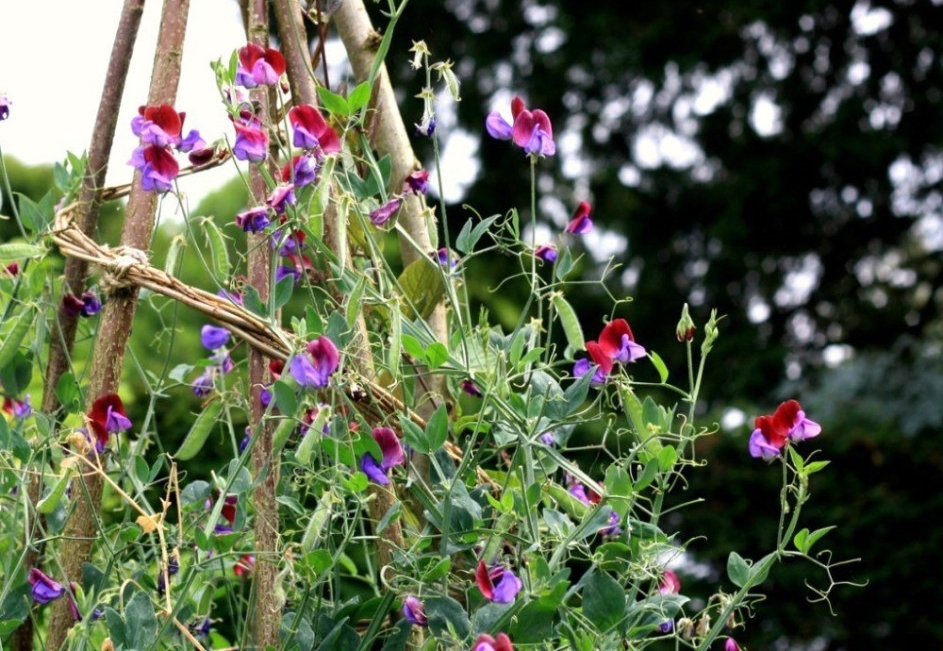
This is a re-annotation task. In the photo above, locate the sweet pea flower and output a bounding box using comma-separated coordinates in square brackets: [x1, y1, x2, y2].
[476, 560, 523, 604]
[266, 183, 296, 214]
[235, 206, 271, 233]
[370, 197, 402, 226]
[565, 200, 593, 234]
[130, 144, 181, 192]
[573, 341, 614, 385]
[435, 247, 458, 269]
[472, 633, 514, 651]
[62, 291, 102, 317]
[288, 104, 341, 153]
[598, 318, 646, 364]
[2, 395, 32, 420]
[232, 117, 268, 162]
[404, 170, 430, 195]
[486, 96, 555, 156]
[534, 243, 557, 263]
[725, 640, 741, 651]
[4, 261, 19, 276]
[0, 94, 11, 121]
[749, 399, 821, 460]
[28, 568, 65, 605]
[131, 104, 183, 147]
[361, 426, 405, 485]
[275, 265, 302, 284]
[234, 554, 255, 577]
[460, 379, 483, 397]
[87, 394, 132, 451]
[402, 595, 428, 627]
[200, 325, 231, 350]
[290, 336, 340, 388]
[235, 43, 287, 88]
[281, 153, 319, 188]
[660, 569, 681, 595]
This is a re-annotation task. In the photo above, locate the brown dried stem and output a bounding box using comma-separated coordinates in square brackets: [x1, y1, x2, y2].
[46, 0, 191, 646]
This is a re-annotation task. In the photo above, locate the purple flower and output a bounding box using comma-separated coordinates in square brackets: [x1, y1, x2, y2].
[725, 640, 741, 651]
[370, 197, 402, 226]
[200, 325, 231, 350]
[534, 243, 557, 263]
[192, 372, 214, 396]
[435, 247, 457, 269]
[275, 265, 302, 284]
[460, 379, 483, 397]
[157, 557, 179, 595]
[289, 336, 340, 388]
[235, 206, 271, 233]
[415, 116, 436, 137]
[239, 431, 251, 453]
[266, 183, 296, 215]
[211, 349, 234, 374]
[130, 145, 180, 193]
[402, 595, 428, 627]
[565, 201, 593, 234]
[79, 291, 102, 317]
[404, 170, 430, 195]
[486, 96, 555, 156]
[218, 289, 244, 305]
[282, 154, 319, 188]
[28, 568, 65, 605]
[539, 431, 555, 445]
[476, 560, 523, 604]
[659, 620, 674, 633]
[360, 426, 406, 485]
[0, 94, 11, 121]
[178, 129, 205, 153]
[232, 117, 268, 162]
[473, 633, 514, 651]
[2, 394, 32, 419]
[132, 105, 183, 147]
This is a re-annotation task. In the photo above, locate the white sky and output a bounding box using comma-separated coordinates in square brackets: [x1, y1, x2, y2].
[0, 1, 246, 207]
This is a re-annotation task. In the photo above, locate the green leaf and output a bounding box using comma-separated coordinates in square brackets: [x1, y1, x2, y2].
[424, 403, 449, 451]
[426, 594, 471, 641]
[347, 81, 372, 113]
[424, 341, 449, 369]
[727, 551, 751, 588]
[633, 459, 658, 491]
[400, 416, 429, 454]
[398, 258, 445, 320]
[345, 275, 367, 327]
[0, 306, 34, 370]
[176, 399, 224, 460]
[581, 569, 627, 633]
[804, 460, 831, 475]
[271, 379, 298, 417]
[317, 85, 350, 116]
[401, 334, 425, 361]
[455, 213, 501, 253]
[273, 274, 295, 310]
[37, 471, 72, 514]
[648, 350, 669, 383]
[125, 591, 158, 650]
[795, 525, 836, 554]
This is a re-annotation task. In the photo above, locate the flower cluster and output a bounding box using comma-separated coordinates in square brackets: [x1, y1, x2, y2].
[129, 104, 205, 192]
[290, 335, 340, 388]
[749, 399, 821, 460]
[573, 318, 646, 384]
[235, 43, 286, 89]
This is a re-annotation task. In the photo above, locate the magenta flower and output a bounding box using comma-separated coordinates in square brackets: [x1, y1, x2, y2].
[288, 105, 341, 153]
[361, 426, 405, 485]
[62, 291, 102, 317]
[200, 325, 231, 350]
[28, 568, 65, 605]
[573, 341, 614, 385]
[659, 569, 681, 595]
[130, 144, 180, 193]
[0, 94, 10, 121]
[235, 206, 271, 233]
[402, 595, 428, 627]
[473, 633, 514, 651]
[565, 200, 593, 234]
[232, 117, 268, 162]
[486, 96, 555, 156]
[236, 43, 287, 88]
[369, 197, 402, 226]
[749, 399, 821, 460]
[131, 104, 183, 147]
[290, 336, 340, 388]
[476, 560, 523, 604]
[435, 247, 458, 269]
[725, 640, 741, 651]
[404, 170, 430, 195]
[460, 379, 483, 397]
[2, 395, 32, 419]
[266, 183, 296, 214]
[534, 243, 558, 263]
[598, 318, 646, 364]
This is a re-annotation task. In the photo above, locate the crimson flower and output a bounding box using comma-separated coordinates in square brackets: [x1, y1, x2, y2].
[288, 105, 341, 153]
[573, 319, 646, 384]
[565, 200, 593, 234]
[749, 399, 821, 460]
[87, 394, 132, 451]
[290, 336, 340, 388]
[232, 117, 268, 162]
[485, 96, 555, 156]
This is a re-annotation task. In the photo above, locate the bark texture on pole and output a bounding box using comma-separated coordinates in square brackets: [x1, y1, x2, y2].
[17, 5, 146, 651]
[245, 1, 282, 647]
[46, 1, 190, 647]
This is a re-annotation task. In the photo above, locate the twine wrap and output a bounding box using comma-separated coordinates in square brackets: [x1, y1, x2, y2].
[99, 246, 151, 294]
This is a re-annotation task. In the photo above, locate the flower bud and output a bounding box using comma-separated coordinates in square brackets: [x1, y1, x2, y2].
[676, 302, 696, 342]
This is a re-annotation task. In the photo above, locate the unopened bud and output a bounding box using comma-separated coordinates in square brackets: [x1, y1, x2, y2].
[701, 309, 723, 356]
[695, 613, 711, 638]
[676, 302, 696, 342]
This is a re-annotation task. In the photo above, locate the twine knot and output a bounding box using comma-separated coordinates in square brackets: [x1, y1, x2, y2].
[99, 246, 149, 294]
